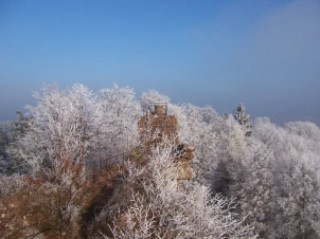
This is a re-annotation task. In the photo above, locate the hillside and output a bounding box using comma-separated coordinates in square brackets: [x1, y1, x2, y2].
[0, 84, 320, 238]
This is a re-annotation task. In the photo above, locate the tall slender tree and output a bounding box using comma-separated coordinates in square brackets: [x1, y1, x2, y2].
[233, 103, 252, 136]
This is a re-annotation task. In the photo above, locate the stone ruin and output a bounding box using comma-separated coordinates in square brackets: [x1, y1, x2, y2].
[138, 104, 195, 180]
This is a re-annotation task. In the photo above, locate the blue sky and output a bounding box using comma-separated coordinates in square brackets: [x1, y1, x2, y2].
[1, 0, 320, 124]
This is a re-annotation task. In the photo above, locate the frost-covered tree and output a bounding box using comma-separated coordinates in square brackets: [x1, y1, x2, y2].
[210, 115, 250, 199]
[13, 84, 99, 180]
[233, 103, 252, 136]
[10, 84, 140, 186]
[236, 117, 320, 238]
[0, 123, 10, 175]
[1, 84, 141, 238]
[95, 85, 140, 167]
[285, 121, 320, 144]
[103, 146, 256, 239]
[0, 113, 30, 175]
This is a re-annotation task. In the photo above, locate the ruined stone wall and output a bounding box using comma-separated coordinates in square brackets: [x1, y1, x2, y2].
[138, 113, 178, 145]
[138, 105, 195, 180]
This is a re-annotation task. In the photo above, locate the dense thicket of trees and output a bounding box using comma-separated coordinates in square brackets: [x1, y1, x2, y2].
[0, 84, 320, 238]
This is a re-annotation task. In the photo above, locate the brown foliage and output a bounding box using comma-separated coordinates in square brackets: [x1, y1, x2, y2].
[0, 183, 72, 238]
[0, 160, 129, 239]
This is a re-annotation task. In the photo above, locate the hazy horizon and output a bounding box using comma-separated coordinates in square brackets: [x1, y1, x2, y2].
[1, 0, 320, 125]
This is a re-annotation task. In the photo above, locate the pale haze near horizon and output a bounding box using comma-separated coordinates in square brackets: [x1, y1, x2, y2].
[1, 0, 320, 125]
